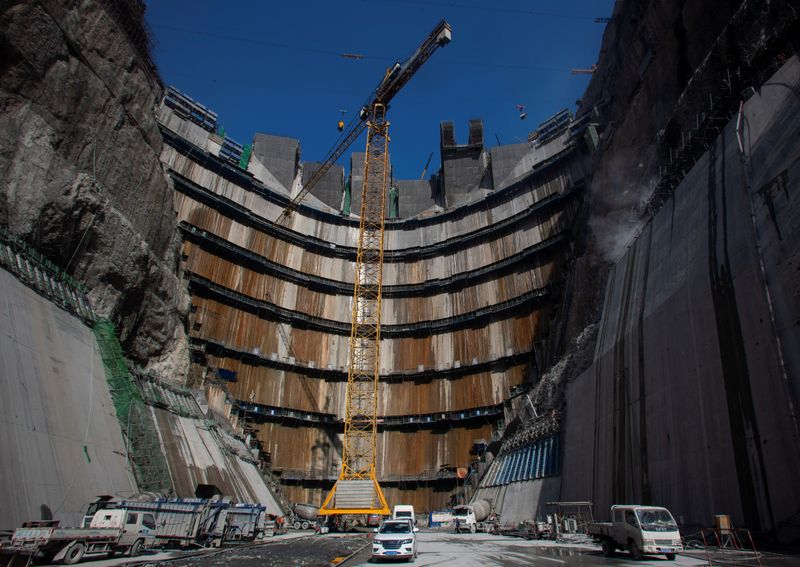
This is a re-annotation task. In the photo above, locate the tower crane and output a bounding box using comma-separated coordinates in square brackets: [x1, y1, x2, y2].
[274, 20, 452, 227]
[270, 20, 452, 517]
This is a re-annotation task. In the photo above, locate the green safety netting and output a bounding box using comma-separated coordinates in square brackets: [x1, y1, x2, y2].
[93, 319, 172, 493]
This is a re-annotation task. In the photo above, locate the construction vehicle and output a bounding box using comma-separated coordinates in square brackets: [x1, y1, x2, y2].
[452, 499, 498, 533]
[6, 509, 156, 565]
[587, 505, 683, 561]
[496, 519, 553, 540]
[82, 496, 269, 547]
[392, 504, 415, 525]
[114, 498, 268, 547]
[286, 19, 450, 518]
[288, 503, 319, 529]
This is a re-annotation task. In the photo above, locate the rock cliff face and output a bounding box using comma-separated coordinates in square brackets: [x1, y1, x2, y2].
[0, 0, 188, 378]
[558, 0, 799, 352]
[548, 0, 800, 533]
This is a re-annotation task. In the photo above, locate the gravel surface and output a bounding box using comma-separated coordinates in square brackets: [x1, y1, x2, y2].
[164, 534, 369, 567]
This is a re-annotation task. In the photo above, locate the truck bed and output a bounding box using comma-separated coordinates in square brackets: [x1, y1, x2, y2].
[12, 526, 120, 546]
[586, 522, 614, 538]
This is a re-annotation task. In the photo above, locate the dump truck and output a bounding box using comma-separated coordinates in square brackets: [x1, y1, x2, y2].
[587, 505, 683, 560]
[6, 509, 155, 565]
[83, 496, 269, 546]
[452, 499, 498, 533]
[118, 498, 267, 546]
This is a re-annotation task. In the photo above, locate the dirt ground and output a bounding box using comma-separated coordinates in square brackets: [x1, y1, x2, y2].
[164, 534, 369, 567]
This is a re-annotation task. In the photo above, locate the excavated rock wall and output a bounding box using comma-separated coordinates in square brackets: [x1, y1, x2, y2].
[551, 0, 800, 532]
[562, 56, 800, 531]
[561, 0, 799, 346]
[491, 0, 799, 531]
[0, 0, 188, 379]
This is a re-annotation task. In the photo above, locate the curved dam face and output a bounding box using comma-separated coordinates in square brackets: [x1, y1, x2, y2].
[163, 100, 589, 511]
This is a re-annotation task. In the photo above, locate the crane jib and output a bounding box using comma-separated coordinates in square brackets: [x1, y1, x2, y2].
[274, 20, 451, 225]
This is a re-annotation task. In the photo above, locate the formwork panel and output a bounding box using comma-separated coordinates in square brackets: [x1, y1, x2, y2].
[255, 422, 493, 481]
[174, 193, 575, 287]
[182, 242, 560, 325]
[192, 296, 541, 375]
[206, 353, 526, 416]
[167, 141, 582, 249]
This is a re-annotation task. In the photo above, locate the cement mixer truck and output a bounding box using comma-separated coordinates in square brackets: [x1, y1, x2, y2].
[288, 503, 319, 530]
[452, 499, 498, 534]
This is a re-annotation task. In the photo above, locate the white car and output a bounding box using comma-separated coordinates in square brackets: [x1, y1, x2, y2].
[372, 519, 419, 562]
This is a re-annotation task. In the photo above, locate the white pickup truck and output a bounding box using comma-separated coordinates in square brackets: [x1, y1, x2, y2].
[588, 505, 683, 560]
[7, 508, 156, 564]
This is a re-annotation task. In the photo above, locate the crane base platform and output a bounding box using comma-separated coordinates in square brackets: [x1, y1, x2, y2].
[318, 479, 390, 515]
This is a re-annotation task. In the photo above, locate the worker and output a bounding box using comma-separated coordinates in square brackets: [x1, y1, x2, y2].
[455, 517, 461, 533]
[337, 120, 345, 131]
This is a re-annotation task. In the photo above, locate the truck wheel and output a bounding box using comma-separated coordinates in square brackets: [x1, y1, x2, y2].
[469, 524, 477, 534]
[129, 538, 143, 557]
[64, 542, 86, 565]
[601, 540, 614, 557]
[665, 553, 676, 561]
[293, 521, 302, 530]
[629, 540, 643, 560]
[301, 521, 309, 530]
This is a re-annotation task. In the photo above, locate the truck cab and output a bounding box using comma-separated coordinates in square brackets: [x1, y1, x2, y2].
[392, 505, 415, 526]
[451, 505, 477, 532]
[90, 509, 157, 553]
[591, 505, 683, 560]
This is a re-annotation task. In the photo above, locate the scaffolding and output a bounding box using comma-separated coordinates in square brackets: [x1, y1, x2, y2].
[319, 103, 392, 516]
[93, 319, 172, 493]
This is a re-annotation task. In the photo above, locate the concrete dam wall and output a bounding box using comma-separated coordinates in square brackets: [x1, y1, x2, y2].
[2, 0, 798, 532]
[160, 96, 590, 510]
[561, 57, 800, 531]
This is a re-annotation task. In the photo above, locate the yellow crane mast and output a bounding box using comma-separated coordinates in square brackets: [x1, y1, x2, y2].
[320, 21, 452, 517]
[272, 20, 452, 516]
[321, 101, 392, 515]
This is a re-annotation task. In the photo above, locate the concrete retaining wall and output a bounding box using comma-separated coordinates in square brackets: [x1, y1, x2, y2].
[152, 409, 282, 515]
[561, 57, 800, 531]
[0, 269, 135, 530]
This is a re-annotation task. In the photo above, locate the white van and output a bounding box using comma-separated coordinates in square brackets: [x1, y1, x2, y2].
[392, 505, 415, 525]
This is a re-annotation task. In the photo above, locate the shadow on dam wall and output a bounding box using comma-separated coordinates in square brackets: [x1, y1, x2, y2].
[560, 56, 800, 533]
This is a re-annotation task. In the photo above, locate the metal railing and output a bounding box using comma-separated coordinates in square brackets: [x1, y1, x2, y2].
[190, 334, 531, 382]
[235, 399, 504, 430]
[0, 229, 95, 323]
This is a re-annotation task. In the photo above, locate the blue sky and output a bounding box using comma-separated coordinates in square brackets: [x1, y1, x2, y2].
[145, 0, 614, 179]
